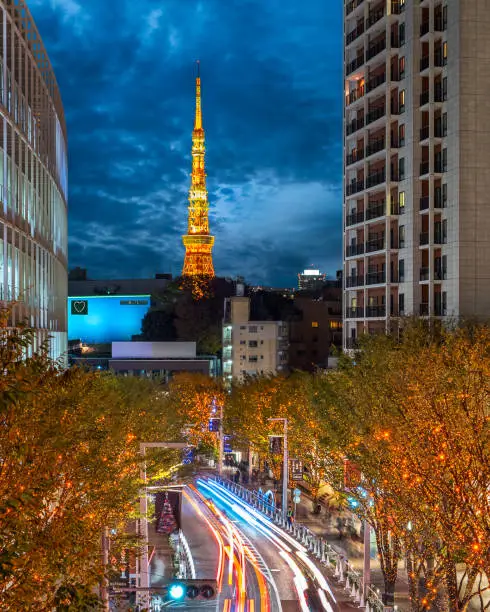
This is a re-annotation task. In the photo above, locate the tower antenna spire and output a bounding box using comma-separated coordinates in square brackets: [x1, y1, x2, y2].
[182, 63, 215, 278]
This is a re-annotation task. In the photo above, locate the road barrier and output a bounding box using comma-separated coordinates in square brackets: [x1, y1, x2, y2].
[211, 475, 386, 612]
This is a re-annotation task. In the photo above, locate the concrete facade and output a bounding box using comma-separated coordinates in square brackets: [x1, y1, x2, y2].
[343, 0, 490, 348]
[222, 296, 288, 383]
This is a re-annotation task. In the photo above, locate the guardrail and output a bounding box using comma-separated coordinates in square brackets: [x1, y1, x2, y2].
[211, 475, 386, 612]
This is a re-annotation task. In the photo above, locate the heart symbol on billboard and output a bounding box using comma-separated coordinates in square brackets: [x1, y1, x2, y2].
[73, 301, 86, 313]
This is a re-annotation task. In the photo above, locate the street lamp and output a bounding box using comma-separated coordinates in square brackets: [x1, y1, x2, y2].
[268, 418, 288, 513]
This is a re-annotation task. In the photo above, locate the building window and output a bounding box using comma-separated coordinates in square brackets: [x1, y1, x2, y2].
[399, 225, 405, 248]
[442, 291, 447, 315]
[398, 157, 405, 180]
[240, 340, 246, 345]
[248, 340, 258, 348]
[248, 355, 258, 363]
[399, 23, 405, 46]
[442, 112, 447, 136]
[240, 326, 246, 330]
[311, 321, 319, 328]
[399, 89, 405, 113]
[398, 124, 405, 147]
[248, 325, 257, 333]
[398, 191, 405, 212]
[442, 148, 447, 172]
[442, 77, 447, 100]
[442, 255, 447, 279]
[399, 293, 405, 315]
[399, 57, 405, 79]
[442, 41, 448, 65]
[399, 259, 405, 282]
[329, 321, 342, 329]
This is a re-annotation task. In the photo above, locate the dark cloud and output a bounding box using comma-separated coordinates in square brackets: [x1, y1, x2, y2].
[30, 0, 342, 287]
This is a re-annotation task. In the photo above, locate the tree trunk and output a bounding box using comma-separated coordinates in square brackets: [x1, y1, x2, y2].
[406, 555, 419, 612]
[382, 579, 396, 606]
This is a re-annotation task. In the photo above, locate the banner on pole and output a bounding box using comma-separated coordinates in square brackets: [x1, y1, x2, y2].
[268, 436, 283, 455]
[291, 459, 303, 481]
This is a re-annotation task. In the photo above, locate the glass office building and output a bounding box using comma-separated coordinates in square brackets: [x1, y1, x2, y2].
[0, 1, 68, 359]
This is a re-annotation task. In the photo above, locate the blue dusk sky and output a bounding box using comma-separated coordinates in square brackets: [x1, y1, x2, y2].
[30, 0, 343, 287]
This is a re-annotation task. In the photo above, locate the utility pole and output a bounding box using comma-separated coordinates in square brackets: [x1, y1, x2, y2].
[363, 520, 371, 601]
[218, 402, 224, 475]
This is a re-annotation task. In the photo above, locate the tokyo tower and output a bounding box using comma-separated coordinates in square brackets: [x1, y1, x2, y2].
[182, 62, 215, 277]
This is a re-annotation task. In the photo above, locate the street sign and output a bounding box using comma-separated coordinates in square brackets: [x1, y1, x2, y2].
[293, 495, 301, 504]
[291, 459, 303, 481]
[294, 488, 301, 495]
[223, 435, 232, 453]
[208, 418, 220, 432]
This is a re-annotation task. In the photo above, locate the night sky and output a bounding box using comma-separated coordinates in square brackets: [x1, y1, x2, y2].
[30, 0, 343, 287]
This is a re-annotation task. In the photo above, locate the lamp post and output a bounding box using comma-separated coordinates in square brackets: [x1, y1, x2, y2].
[268, 418, 288, 513]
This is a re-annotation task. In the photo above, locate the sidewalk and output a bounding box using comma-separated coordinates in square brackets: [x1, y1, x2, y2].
[252, 477, 412, 610]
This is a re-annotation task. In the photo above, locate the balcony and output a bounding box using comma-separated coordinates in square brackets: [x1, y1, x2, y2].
[366, 200, 385, 220]
[346, 306, 365, 319]
[434, 84, 444, 102]
[420, 161, 429, 175]
[434, 51, 447, 67]
[420, 267, 429, 281]
[346, 149, 365, 165]
[346, 0, 364, 16]
[366, 6, 384, 30]
[346, 86, 365, 105]
[420, 125, 429, 140]
[366, 137, 385, 157]
[366, 271, 386, 285]
[434, 305, 447, 317]
[391, 0, 404, 14]
[420, 303, 429, 316]
[390, 34, 401, 48]
[346, 274, 365, 288]
[366, 105, 386, 125]
[420, 90, 429, 106]
[420, 55, 430, 71]
[434, 160, 446, 173]
[420, 231, 429, 245]
[366, 305, 386, 317]
[346, 179, 365, 196]
[434, 17, 447, 32]
[366, 37, 386, 61]
[420, 196, 429, 211]
[346, 210, 365, 226]
[366, 168, 386, 188]
[420, 20, 429, 36]
[434, 226, 446, 244]
[365, 236, 385, 252]
[346, 23, 365, 46]
[347, 55, 365, 76]
[346, 117, 365, 136]
[346, 243, 365, 257]
[366, 72, 386, 93]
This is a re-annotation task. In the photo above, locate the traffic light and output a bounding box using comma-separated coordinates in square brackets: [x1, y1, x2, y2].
[166, 580, 217, 601]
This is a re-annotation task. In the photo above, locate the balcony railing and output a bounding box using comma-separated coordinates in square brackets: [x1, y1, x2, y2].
[420, 267, 429, 281]
[366, 168, 386, 188]
[346, 306, 365, 319]
[346, 23, 365, 45]
[346, 274, 365, 288]
[420, 303, 429, 316]
[420, 125, 430, 140]
[365, 237, 385, 252]
[346, 179, 365, 196]
[366, 105, 386, 125]
[346, 86, 365, 106]
[346, 55, 364, 76]
[366, 200, 385, 220]
[366, 5, 384, 29]
[420, 231, 429, 245]
[346, 0, 364, 16]
[366, 305, 386, 317]
[346, 210, 365, 226]
[420, 196, 429, 210]
[346, 117, 365, 136]
[420, 161, 430, 175]
[346, 243, 365, 257]
[366, 37, 386, 61]
[434, 160, 446, 173]
[434, 227, 446, 244]
[366, 137, 385, 157]
[366, 271, 386, 285]
[346, 149, 364, 165]
[366, 72, 386, 93]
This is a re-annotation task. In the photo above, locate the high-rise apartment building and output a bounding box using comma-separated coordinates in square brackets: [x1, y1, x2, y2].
[297, 268, 326, 291]
[0, 1, 68, 359]
[343, 0, 490, 348]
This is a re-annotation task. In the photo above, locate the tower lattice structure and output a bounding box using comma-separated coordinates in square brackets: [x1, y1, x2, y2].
[182, 63, 215, 277]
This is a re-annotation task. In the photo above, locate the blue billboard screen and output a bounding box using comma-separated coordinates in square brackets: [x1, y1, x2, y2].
[68, 295, 151, 344]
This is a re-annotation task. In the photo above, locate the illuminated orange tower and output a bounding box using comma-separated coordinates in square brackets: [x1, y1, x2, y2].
[182, 62, 215, 277]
